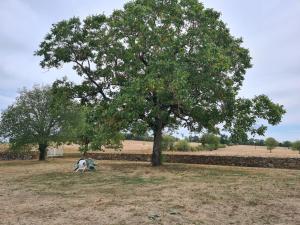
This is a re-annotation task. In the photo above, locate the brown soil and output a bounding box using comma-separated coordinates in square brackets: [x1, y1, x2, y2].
[0, 159, 299, 224]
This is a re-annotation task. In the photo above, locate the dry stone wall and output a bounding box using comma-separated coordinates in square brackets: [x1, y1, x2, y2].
[87, 152, 300, 170]
[0, 151, 38, 160]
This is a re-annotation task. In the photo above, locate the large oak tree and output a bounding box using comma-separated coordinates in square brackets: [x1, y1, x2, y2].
[36, 0, 285, 166]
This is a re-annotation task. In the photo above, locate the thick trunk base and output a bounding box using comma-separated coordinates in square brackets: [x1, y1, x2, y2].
[151, 149, 161, 166]
[39, 143, 48, 161]
[151, 124, 163, 166]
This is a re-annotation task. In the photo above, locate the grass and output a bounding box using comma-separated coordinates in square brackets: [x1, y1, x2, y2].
[0, 159, 300, 224]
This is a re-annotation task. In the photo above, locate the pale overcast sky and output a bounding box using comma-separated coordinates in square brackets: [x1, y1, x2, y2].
[0, 0, 299, 141]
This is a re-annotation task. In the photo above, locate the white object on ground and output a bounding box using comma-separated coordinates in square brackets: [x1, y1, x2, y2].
[75, 159, 87, 172]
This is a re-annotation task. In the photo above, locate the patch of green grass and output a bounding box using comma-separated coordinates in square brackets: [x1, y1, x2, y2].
[12, 170, 166, 197]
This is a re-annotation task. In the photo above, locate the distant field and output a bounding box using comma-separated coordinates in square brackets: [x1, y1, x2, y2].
[0, 159, 299, 224]
[1, 141, 299, 158]
[0, 144, 9, 152]
[63, 141, 300, 158]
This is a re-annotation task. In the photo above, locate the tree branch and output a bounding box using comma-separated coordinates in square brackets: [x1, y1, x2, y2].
[74, 60, 110, 101]
[138, 52, 149, 66]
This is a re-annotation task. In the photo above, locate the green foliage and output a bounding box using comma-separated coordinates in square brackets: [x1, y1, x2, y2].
[70, 106, 100, 154]
[159, 153, 166, 164]
[161, 135, 176, 151]
[205, 144, 217, 151]
[188, 135, 200, 143]
[124, 133, 154, 141]
[174, 140, 191, 152]
[220, 134, 230, 145]
[228, 136, 264, 146]
[265, 137, 278, 152]
[254, 139, 265, 146]
[0, 85, 77, 159]
[282, 141, 292, 149]
[291, 141, 300, 153]
[36, 0, 285, 165]
[201, 133, 220, 150]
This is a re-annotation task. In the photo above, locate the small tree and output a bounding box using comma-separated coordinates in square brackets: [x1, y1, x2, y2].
[265, 137, 278, 153]
[292, 141, 300, 154]
[255, 139, 265, 146]
[161, 135, 176, 151]
[174, 139, 191, 152]
[201, 133, 220, 150]
[282, 141, 292, 149]
[0, 86, 77, 160]
[71, 106, 96, 156]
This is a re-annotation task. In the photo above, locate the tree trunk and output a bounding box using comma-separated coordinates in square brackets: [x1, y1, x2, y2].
[83, 138, 89, 157]
[38, 143, 48, 161]
[151, 122, 163, 166]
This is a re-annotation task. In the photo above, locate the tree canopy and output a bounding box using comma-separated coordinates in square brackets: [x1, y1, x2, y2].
[282, 140, 292, 149]
[0, 86, 77, 160]
[200, 133, 220, 150]
[265, 137, 278, 153]
[36, 0, 285, 165]
[292, 141, 300, 154]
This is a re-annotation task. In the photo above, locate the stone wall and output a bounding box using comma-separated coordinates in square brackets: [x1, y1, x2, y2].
[0, 151, 38, 160]
[87, 152, 300, 170]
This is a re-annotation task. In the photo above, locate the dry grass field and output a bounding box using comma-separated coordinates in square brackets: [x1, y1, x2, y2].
[0, 143, 9, 152]
[0, 159, 299, 225]
[1, 141, 299, 158]
[62, 141, 300, 158]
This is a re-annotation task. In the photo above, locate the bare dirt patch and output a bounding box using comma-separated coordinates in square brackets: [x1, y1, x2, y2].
[0, 159, 299, 224]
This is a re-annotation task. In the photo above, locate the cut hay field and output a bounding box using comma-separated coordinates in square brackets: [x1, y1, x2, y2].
[0, 159, 299, 224]
[1, 141, 299, 158]
[63, 141, 300, 158]
[0, 143, 9, 152]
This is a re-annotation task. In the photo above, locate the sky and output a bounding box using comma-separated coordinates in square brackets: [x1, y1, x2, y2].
[0, 0, 299, 141]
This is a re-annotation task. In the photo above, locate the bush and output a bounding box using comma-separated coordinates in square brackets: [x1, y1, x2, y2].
[174, 140, 191, 152]
[205, 144, 216, 151]
[190, 145, 205, 152]
[282, 141, 292, 149]
[292, 140, 300, 154]
[265, 137, 278, 153]
[161, 135, 176, 151]
[201, 133, 220, 150]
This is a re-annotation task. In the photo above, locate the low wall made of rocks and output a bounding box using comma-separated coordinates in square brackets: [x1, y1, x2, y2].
[87, 152, 300, 170]
[0, 151, 38, 160]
